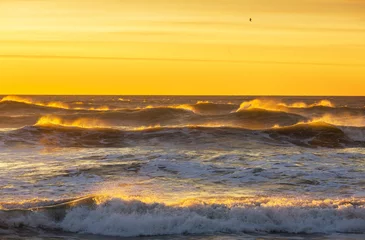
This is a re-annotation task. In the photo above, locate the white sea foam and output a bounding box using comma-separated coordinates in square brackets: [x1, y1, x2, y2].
[1, 96, 365, 239]
[1, 198, 365, 237]
[341, 127, 365, 142]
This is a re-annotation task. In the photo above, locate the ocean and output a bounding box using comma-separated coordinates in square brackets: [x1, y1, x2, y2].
[0, 95, 364, 239]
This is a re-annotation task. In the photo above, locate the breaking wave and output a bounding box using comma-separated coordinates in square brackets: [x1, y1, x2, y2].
[1, 196, 365, 237]
[35, 115, 109, 129]
[236, 99, 335, 112]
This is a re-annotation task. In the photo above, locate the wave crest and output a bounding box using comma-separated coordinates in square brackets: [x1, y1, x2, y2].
[236, 99, 335, 112]
[1, 96, 70, 109]
[35, 115, 108, 129]
[0, 96, 110, 111]
[191, 102, 239, 115]
[311, 114, 365, 127]
[145, 102, 239, 115]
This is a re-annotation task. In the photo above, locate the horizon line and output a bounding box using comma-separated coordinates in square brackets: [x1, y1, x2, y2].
[1, 94, 365, 97]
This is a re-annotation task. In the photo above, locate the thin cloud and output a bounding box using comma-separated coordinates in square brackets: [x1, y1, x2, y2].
[1, 54, 364, 67]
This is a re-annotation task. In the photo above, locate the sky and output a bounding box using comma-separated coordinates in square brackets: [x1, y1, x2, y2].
[0, 0, 364, 95]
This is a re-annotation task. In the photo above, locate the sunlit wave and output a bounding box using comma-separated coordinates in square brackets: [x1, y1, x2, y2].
[35, 115, 108, 129]
[2, 193, 364, 210]
[118, 98, 131, 102]
[285, 114, 365, 128]
[132, 124, 162, 131]
[0, 96, 110, 111]
[143, 101, 238, 115]
[1, 95, 70, 109]
[236, 99, 335, 112]
[144, 104, 196, 113]
[310, 114, 365, 127]
[1, 194, 364, 237]
[284, 99, 335, 108]
[236, 99, 284, 111]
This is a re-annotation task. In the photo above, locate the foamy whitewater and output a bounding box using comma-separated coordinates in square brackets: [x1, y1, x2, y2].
[0, 95, 365, 240]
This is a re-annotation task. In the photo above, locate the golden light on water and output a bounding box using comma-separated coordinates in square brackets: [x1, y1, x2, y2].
[0, 95, 110, 111]
[35, 115, 107, 129]
[236, 99, 335, 111]
[1, 95, 71, 109]
[5, 94, 359, 131]
[3, 193, 364, 210]
[310, 114, 365, 127]
[0, 0, 364, 95]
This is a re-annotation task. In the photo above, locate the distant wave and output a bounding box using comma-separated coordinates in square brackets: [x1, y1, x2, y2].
[2, 96, 363, 115]
[0, 99, 68, 115]
[29, 108, 305, 130]
[0, 96, 70, 109]
[0, 96, 111, 112]
[152, 101, 240, 115]
[32, 108, 197, 129]
[1, 96, 364, 130]
[0, 96, 348, 116]
[235, 99, 365, 126]
[1, 195, 365, 237]
[236, 99, 335, 112]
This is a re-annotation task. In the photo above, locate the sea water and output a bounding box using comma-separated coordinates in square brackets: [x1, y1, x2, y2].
[0, 95, 364, 239]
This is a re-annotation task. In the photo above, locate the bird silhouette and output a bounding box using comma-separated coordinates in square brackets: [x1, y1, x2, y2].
[249, 18, 252, 22]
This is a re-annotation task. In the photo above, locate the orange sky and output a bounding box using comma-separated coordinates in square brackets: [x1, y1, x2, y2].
[0, 0, 364, 95]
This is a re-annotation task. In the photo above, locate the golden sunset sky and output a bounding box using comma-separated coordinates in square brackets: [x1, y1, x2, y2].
[0, 0, 364, 95]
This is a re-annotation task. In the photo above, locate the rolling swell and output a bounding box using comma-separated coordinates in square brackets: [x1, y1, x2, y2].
[230, 109, 306, 129]
[0, 115, 40, 128]
[2, 122, 364, 148]
[0, 100, 110, 128]
[235, 99, 365, 126]
[1, 96, 364, 148]
[288, 106, 365, 118]
[2, 96, 364, 129]
[1, 125, 252, 148]
[1, 196, 365, 237]
[0, 98, 111, 116]
[0, 101, 69, 115]
[27, 108, 307, 130]
[184, 102, 240, 115]
[32, 107, 198, 128]
[266, 122, 355, 148]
